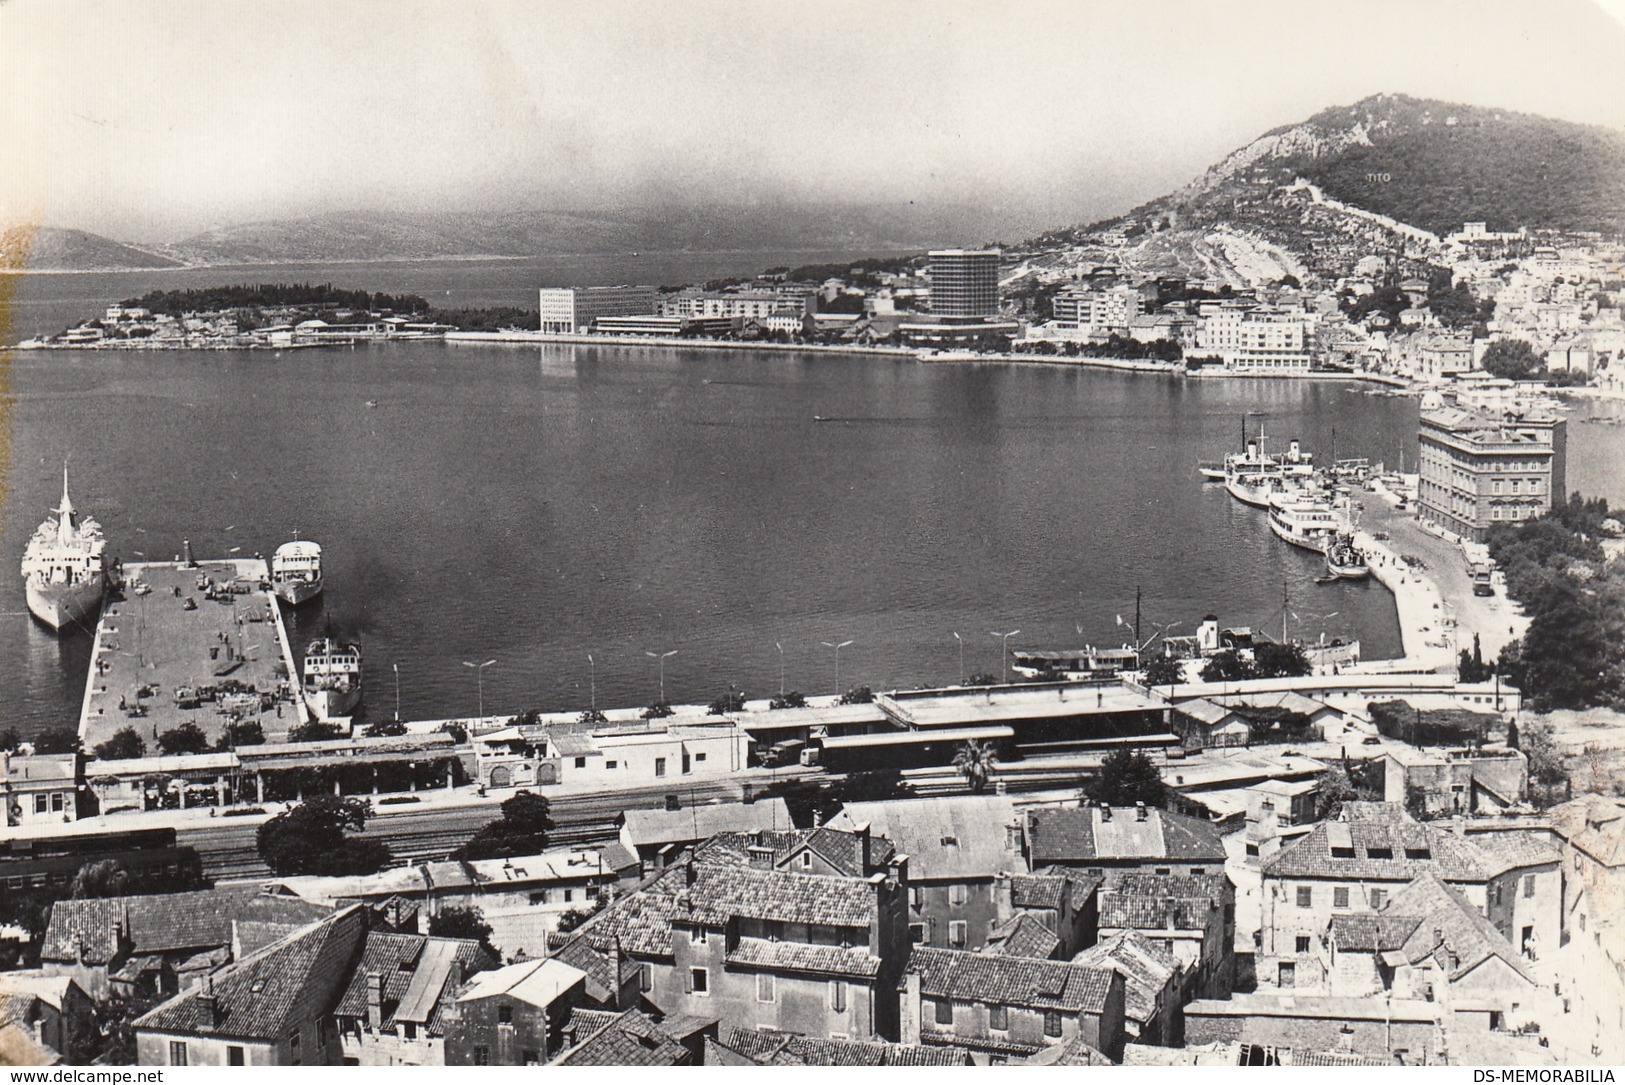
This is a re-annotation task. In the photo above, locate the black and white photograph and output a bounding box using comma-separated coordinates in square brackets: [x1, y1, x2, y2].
[2, 0, 1624, 1071]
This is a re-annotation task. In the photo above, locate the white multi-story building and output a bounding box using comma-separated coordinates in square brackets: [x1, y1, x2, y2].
[538, 286, 659, 334]
[1052, 285, 1142, 333]
[1194, 305, 1316, 371]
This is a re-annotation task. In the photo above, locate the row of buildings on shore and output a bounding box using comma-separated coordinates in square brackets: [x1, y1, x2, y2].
[7, 782, 1624, 1067]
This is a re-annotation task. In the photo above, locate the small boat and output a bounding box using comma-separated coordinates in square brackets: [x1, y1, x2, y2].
[1314, 574, 1340, 585]
[1267, 495, 1339, 554]
[1325, 531, 1371, 580]
[303, 637, 362, 722]
[270, 540, 324, 606]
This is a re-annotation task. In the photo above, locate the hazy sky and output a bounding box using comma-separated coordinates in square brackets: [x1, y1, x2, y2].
[3, 0, 1624, 242]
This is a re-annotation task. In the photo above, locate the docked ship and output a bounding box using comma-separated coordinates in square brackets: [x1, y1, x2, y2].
[303, 637, 362, 721]
[270, 540, 323, 606]
[1267, 495, 1340, 554]
[1324, 531, 1371, 580]
[20, 468, 110, 632]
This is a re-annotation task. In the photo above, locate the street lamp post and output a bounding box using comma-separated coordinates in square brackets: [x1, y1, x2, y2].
[775, 642, 785, 696]
[393, 662, 401, 722]
[990, 629, 1021, 685]
[821, 640, 853, 695]
[588, 654, 596, 713]
[952, 631, 965, 686]
[645, 649, 678, 703]
[461, 659, 495, 731]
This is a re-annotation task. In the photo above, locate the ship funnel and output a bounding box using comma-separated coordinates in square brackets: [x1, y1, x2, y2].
[1197, 616, 1220, 654]
[1289, 438, 1302, 463]
[183, 539, 196, 567]
[1245, 440, 1258, 460]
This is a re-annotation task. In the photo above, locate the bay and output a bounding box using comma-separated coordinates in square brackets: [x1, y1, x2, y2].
[3, 260, 1622, 739]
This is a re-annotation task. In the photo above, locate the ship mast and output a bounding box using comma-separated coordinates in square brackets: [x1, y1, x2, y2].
[56, 463, 78, 545]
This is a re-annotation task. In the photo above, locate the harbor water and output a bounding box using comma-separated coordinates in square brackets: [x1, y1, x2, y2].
[5, 261, 1624, 738]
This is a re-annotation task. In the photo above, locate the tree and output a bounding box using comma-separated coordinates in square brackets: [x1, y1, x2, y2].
[1458, 632, 1492, 684]
[0, 727, 21, 753]
[30, 728, 80, 755]
[363, 719, 408, 737]
[966, 672, 1001, 687]
[427, 905, 498, 959]
[288, 721, 346, 742]
[708, 687, 747, 716]
[555, 907, 595, 934]
[218, 719, 265, 749]
[769, 691, 807, 710]
[256, 795, 392, 876]
[455, 790, 553, 860]
[70, 859, 131, 899]
[952, 740, 998, 794]
[1199, 650, 1253, 683]
[1253, 642, 1311, 679]
[1316, 765, 1358, 821]
[1142, 658, 1184, 686]
[1518, 718, 1569, 796]
[1480, 338, 1542, 380]
[837, 685, 875, 705]
[577, 708, 608, 726]
[157, 722, 210, 756]
[1081, 749, 1168, 808]
[86, 995, 154, 1065]
[94, 727, 146, 761]
[642, 701, 674, 720]
[439, 721, 469, 744]
[1506, 718, 1521, 750]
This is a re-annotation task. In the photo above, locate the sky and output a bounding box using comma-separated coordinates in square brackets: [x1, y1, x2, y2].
[2, 0, 1624, 244]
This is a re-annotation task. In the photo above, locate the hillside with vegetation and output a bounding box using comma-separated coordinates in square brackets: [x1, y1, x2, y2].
[1023, 94, 1625, 285]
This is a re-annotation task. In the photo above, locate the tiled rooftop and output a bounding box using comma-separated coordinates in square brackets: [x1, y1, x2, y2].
[41, 888, 331, 965]
[829, 795, 1021, 881]
[1261, 806, 1538, 881]
[1026, 805, 1226, 865]
[906, 947, 1116, 1014]
[720, 1026, 973, 1066]
[552, 1008, 689, 1067]
[981, 913, 1061, 960]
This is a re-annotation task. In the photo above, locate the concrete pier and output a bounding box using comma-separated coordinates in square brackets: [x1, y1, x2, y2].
[78, 557, 309, 752]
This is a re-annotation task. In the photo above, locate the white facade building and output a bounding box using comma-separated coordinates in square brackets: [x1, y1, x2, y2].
[538, 286, 659, 334]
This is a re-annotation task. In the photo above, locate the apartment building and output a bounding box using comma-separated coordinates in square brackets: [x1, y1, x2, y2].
[1417, 406, 1566, 542]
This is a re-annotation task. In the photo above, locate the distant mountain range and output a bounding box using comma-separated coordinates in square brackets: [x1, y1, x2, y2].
[12, 203, 1007, 273]
[1025, 94, 1625, 285]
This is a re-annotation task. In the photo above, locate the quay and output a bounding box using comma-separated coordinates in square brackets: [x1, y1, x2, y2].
[78, 556, 309, 753]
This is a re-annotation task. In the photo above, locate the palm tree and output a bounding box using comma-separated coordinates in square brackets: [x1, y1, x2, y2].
[953, 740, 998, 794]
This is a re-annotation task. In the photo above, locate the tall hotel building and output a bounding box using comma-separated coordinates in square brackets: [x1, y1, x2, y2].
[1417, 406, 1567, 542]
[538, 285, 659, 334]
[926, 249, 1001, 318]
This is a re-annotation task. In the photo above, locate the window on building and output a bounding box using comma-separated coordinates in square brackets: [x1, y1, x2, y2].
[639, 964, 653, 992]
[1190, 868, 1206, 878]
[909, 886, 923, 907]
[910, 923, 925, 944]
[573, 757, 586, 769]
[948, 884, 968, 906]
[33, 794, 47, 815]
[523, 1050, 540, 1065]
[655, 758, 667, 777]
[1333, 887, 1350, 909]
[989, 1004, 1008, 1031]
[1370, 888, 1387, 909]
[474, 1046, 490, 1066]
[1296, 887, 1313, 908]
[227, 1046, 244, 1066]
[1044, 1010, 1062, 1037]
[695, 752, 706, 762]
[690, 968, 708, 995]
[949, 921, 968, 947]
[830, 980, 848, 1013]
[1155, 867, 1171, 876]
[1296, 935, 1311, 954]
[934, 999, 954, 1026]
[801, 852, 813, 869]
[690, 926, 707, 945]
[757, 972, 776, 1003]
[50, 793, 64, 813]
[289, 1029, 300, 1054]
[169, 1042, 188, 1066]
[402, 1022, 416, 1041]
[499, 1005, 513, 1025]
[605, 761, 617, 770]
[1524, 874, 1537, 898]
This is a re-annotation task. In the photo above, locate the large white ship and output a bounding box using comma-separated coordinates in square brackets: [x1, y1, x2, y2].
[302, 637, 362, 721]
[271, 540, 323, 606]
[20, 468, 109, 632]
[1267, 495, 1340, 554]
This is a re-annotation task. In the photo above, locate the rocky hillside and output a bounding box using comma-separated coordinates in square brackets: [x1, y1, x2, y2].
[1028, 94, 1625, 285]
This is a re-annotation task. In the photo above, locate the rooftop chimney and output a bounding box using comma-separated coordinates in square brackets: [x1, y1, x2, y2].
[199, 975, 221, 1027]
[855, 821, 872, 874]
[1136, 801, 1148, 822]
[365, 971, 384, 1030]
[1100, 804, 1112, 822]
